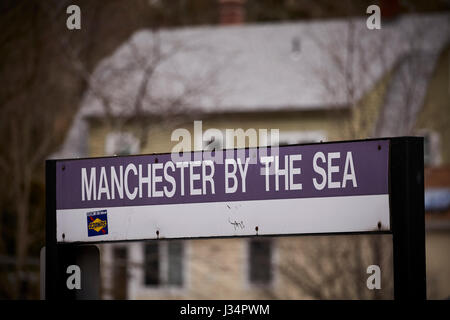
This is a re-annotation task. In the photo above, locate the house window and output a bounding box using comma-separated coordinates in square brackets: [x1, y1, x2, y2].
[167, 242, 184, 286]
[290, 36, 301, 61]
[248, 239, 273, 285]
[195, 128, 225, 151]
[420, 130, 441, 167]
[144, 242, 160, 285]
[105, 132, 140, 156]
[203, 134, 224, 151]
[112, 247, 128, 300]
[277, 131, 326, 146]
[424, 134, 432, 166]
[144, 241, 185, 287]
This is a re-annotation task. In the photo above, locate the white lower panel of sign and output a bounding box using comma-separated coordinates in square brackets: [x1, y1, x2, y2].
[56, 194, 390, 243]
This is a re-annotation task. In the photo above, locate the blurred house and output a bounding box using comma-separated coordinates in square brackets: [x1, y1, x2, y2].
[56, 4, 450, 299]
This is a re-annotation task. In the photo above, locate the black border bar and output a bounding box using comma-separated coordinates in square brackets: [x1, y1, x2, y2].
[390, 137, 426, 300]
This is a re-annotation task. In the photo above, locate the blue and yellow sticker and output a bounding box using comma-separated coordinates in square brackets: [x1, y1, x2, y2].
[87, 209, 108, 237]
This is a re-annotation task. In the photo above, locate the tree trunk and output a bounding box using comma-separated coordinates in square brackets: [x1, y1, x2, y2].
[15, 191, 30, 299]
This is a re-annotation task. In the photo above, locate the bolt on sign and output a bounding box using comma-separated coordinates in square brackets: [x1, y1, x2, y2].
[53, 139, 390, 242]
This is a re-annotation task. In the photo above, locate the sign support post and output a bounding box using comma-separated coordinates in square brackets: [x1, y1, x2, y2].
[45, 159, 58, 300]
[390, 137, 426, 300]
[46, 160, 101, 300]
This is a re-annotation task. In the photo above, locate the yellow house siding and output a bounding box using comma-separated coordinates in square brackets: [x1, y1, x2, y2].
[350, 70, 393, 140]
[86, 69, 391, 158]
[426, 232, 450, 299]
[415, 46, 450, 165]
[87, 109, 351, 157]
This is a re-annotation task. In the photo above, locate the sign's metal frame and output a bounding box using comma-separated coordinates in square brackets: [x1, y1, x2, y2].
[45, 137, 426, 300]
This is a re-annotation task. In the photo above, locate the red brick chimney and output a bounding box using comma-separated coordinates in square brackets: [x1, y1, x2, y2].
[380, 0, 401, 19]
[219, 0, 246, 25]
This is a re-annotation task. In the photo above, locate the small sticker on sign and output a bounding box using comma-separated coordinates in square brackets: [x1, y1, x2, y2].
[86, 210, 108, 237]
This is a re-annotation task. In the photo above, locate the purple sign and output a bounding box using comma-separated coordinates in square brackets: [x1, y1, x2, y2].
[56, 140, 389, 210]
